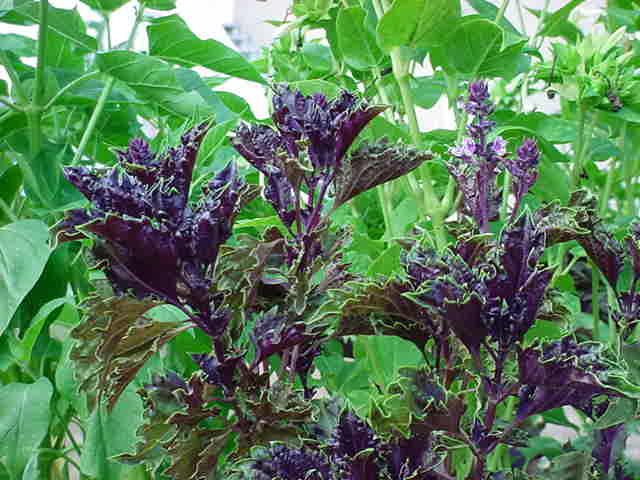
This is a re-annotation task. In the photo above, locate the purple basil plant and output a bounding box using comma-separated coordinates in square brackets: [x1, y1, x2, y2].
[58, 84, 640, 480]
[450, 80, 541, 232]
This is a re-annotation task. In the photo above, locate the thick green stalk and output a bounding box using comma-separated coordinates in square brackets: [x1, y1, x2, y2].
[390, 47, 446, 248]
[29, 0, 48, 158]
[73, 4, 145, 163]
[494, 0, 511, 24]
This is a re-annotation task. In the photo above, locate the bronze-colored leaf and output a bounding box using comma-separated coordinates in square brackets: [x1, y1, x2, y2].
[334, 140, 432, 208]
[338, 280, 433, 352]
[71, 295, 191, 411]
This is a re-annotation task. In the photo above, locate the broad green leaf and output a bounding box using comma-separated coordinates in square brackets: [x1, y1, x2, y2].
[354, 336, 422, 387]
[377, 0, 461, 51]
[289, 79, 342, 97]
[0, 378, 53, 479]
[0, 165, 22, 224]
[80, 0, 130, 11]
[302, 43, 335, 72]
[336, 7, 382, 70]
[147, 14, 265, 84]
[410, 74, 446, 109]
[80, 388, 145, 480]
[466, 0, 524, 43]
[9, 297, 73, 364]
[448, 18, 503, 75]
[2, 1, 97, 52]
[476, 39, 529, 79]
[146, 0, 176, 10]
[0, 220, 51, 336]
[367, 244, 401, 277]
[623, 342, 640, 384]
[546, 451, 591, 480]
[593, 397, 637, 429]
[537, 0, 585, 40]
[0, 34, 36, 56]
[96, 50, 212, 118]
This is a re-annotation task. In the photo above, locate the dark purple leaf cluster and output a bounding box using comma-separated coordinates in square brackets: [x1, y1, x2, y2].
[249, 410, 442, 480]
[233, 85, 383, 231]
[233, 86, 385, 271]
[57, 123, 256, 337]
[449, 80, 542, 231]
[516, 337, 615, 420]
[404, 213, 552, 360]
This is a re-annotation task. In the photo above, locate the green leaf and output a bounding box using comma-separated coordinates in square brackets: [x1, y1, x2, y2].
[546, 451, 591, 480]
[377, 0, 461, 51]
[0, 378, 53, 479]
[336, 7, 383, 70]
[410, 74, 446, 109]
[593, 398, 637, 429]
[9, 297, 74, 364]
[2, 1, 97, 52]
[0, 34, 36, 56]
[448, 18, 503, 75]
[0, 165, 22, 224]
[623, 342, 640, 384]
[466, 0, 524, 43]
[96, 50, 212, 117]
[147, 14, 265, 84]
[289, 79, 342, 97]
[354, 336, 422, 387]
[301, 43, 335, 72]
[367, 244, 402, 277]
[146, 0, 176, 10]
[537, 0, 585, 41]
[80, 388, 145, 480]
[0, 220, 51, 336]
[80, 0, 130, 11]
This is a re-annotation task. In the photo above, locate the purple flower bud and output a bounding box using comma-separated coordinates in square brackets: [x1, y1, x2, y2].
[505, 138, 541, 219]
[192, 352, 242, 396]
[250, 310, 311, 366]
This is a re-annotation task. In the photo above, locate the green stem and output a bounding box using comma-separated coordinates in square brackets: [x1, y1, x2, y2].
[389, 47, 445, 248]
[29, 0, 48, 158]
[378, 184, 395, 239]
[0, 50, 28, 104]
[43, 71, 100, 112]
[495, 0, 511, 24]
[571, 101, 587, 185]
[72, 4, 144, 163]
[72, 77, 115, 163]
[487, 397, 516, 471]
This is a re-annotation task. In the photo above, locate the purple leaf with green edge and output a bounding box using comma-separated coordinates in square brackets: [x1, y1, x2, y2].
[333, 140, 432, 209]
[531, 200, 590, 246]
[484, 213, 553, 346]
[626, 221, 640, 281]
[71, 295, 191, 411]
[251, 444, 331, 480]
[331, 410, 380, 480]
[592, 423, 628, 477]
[403, 247, 488, 361]
[337, 279, 434, 352]
[516, 338, 620, 421]
[569, 190, 624, 289]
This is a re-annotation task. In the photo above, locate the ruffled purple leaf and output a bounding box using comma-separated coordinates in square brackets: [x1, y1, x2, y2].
[331, 411, 380, 480]
[250, 309, 311, 366]
[592, 423, 628, 477]
[192, 352, 242, 396]
[516, 338, 618, 420]
[251, 444, 331, 480]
